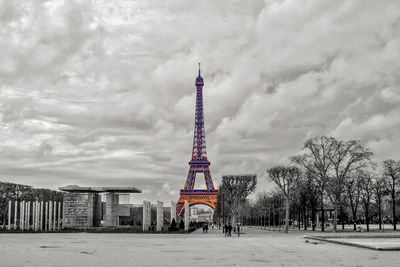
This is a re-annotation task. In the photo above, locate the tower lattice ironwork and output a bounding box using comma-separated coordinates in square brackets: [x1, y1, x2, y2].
[176, 64, 218, 217]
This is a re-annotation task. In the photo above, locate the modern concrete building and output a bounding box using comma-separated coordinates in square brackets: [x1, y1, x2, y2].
[59, 185, 141, 228]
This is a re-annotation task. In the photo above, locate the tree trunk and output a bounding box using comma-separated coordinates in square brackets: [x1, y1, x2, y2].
[393, 193, 397, 231]
[352, 209, 357, 231]
[285, 197, 290, 233]
[269, 209, 271, 229]
[333, 202, 337, 232]
[341, 206, 345, 231]
[298, 207, 301, 230]
[311, 203, 316, 231]
[321, 195, 325, 232]
[365, 204, 369, 232]
[303, 206, 307, 231]
[378, 199, 382, 230]
[321, 205, 325, 232]
[272, 211, 275, 228]
[262, 214, 264, 228]
[278, 211, 280, 231]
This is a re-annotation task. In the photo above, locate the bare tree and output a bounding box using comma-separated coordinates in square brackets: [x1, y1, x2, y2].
[345, 171, 363, 231]
[328, 140, 372, 232]
[267, 166, 301, 233]
[371, 175, 388, 230]
[383, 159, 400, 230]
[215, 183, 231, 226]
[254, 192, 270, 228]
[304, 171, 320, 231]
[292, 177, 309, 230]
[222, 175, 257, 226]
[360, 169, 374, 232]
[291, 136, 336, 232]
[291, 173, 318, 231]
[256, 190, 285, 229]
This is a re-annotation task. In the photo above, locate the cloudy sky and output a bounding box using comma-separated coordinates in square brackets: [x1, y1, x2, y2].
[1, 0, 400, 203]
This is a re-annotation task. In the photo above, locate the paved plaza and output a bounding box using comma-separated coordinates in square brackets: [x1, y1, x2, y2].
[0, 228, 399, 266]
[324, 237, 400, 250]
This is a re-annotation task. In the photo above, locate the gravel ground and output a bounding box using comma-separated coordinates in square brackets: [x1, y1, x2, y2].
[0, 227, 399, 267]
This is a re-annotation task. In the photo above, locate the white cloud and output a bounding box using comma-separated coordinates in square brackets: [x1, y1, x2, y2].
[1, 0, 400, 203]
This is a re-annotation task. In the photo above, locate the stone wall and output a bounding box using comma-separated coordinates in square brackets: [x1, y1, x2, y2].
[63, 193, 89, 228]
[63, 192, 102, 228]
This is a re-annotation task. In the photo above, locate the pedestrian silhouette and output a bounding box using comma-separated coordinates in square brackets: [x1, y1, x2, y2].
[237, 223, 240, 237]
[228, 224, 232, 237]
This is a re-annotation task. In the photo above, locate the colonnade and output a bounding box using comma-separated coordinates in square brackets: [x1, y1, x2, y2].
[142, 200, 187, 232]
[142, 200, 176, 232]
[6, 200, 62, 231]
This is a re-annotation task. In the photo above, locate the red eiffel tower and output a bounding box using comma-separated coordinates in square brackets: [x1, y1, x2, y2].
[176, 64, 218, 217]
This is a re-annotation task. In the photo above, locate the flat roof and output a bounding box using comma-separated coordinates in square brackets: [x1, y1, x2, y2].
[59, 185, 141, 193]
[102, 187, 141, 193]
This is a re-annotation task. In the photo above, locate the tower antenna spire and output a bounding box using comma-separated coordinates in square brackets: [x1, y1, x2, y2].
[198, 62, 201, 76]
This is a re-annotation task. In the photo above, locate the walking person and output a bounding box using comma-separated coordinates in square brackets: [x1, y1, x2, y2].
[205, 224, 208, 234]
[228, 224, 232, 237]
[224, 224, 228, 237]
[237, 223, 240, 237]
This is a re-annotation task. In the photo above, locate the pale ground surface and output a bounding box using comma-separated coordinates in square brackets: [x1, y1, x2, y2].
[328, 238, 400, 249]
[0, 227, 399, 267]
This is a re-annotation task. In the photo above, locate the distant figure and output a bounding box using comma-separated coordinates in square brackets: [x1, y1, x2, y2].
[205, 224, 208, 233]
[237, 223, 240, 237]
[211, 223, 214, 230]
[228, 224, 232, 237]
[224, 224, 228, 237]
[202, 225, 205, 233]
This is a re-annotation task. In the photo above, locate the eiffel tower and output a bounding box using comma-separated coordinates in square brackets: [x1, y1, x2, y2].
[176, 64, 218, 217]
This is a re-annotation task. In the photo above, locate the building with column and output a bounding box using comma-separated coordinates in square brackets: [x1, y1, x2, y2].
[59, 185, 141, 228]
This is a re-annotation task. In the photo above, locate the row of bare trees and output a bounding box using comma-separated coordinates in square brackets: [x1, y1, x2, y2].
[0, 181, 63, 227]
[214, 175, 257, 225]
[265, 136, 400, 233]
